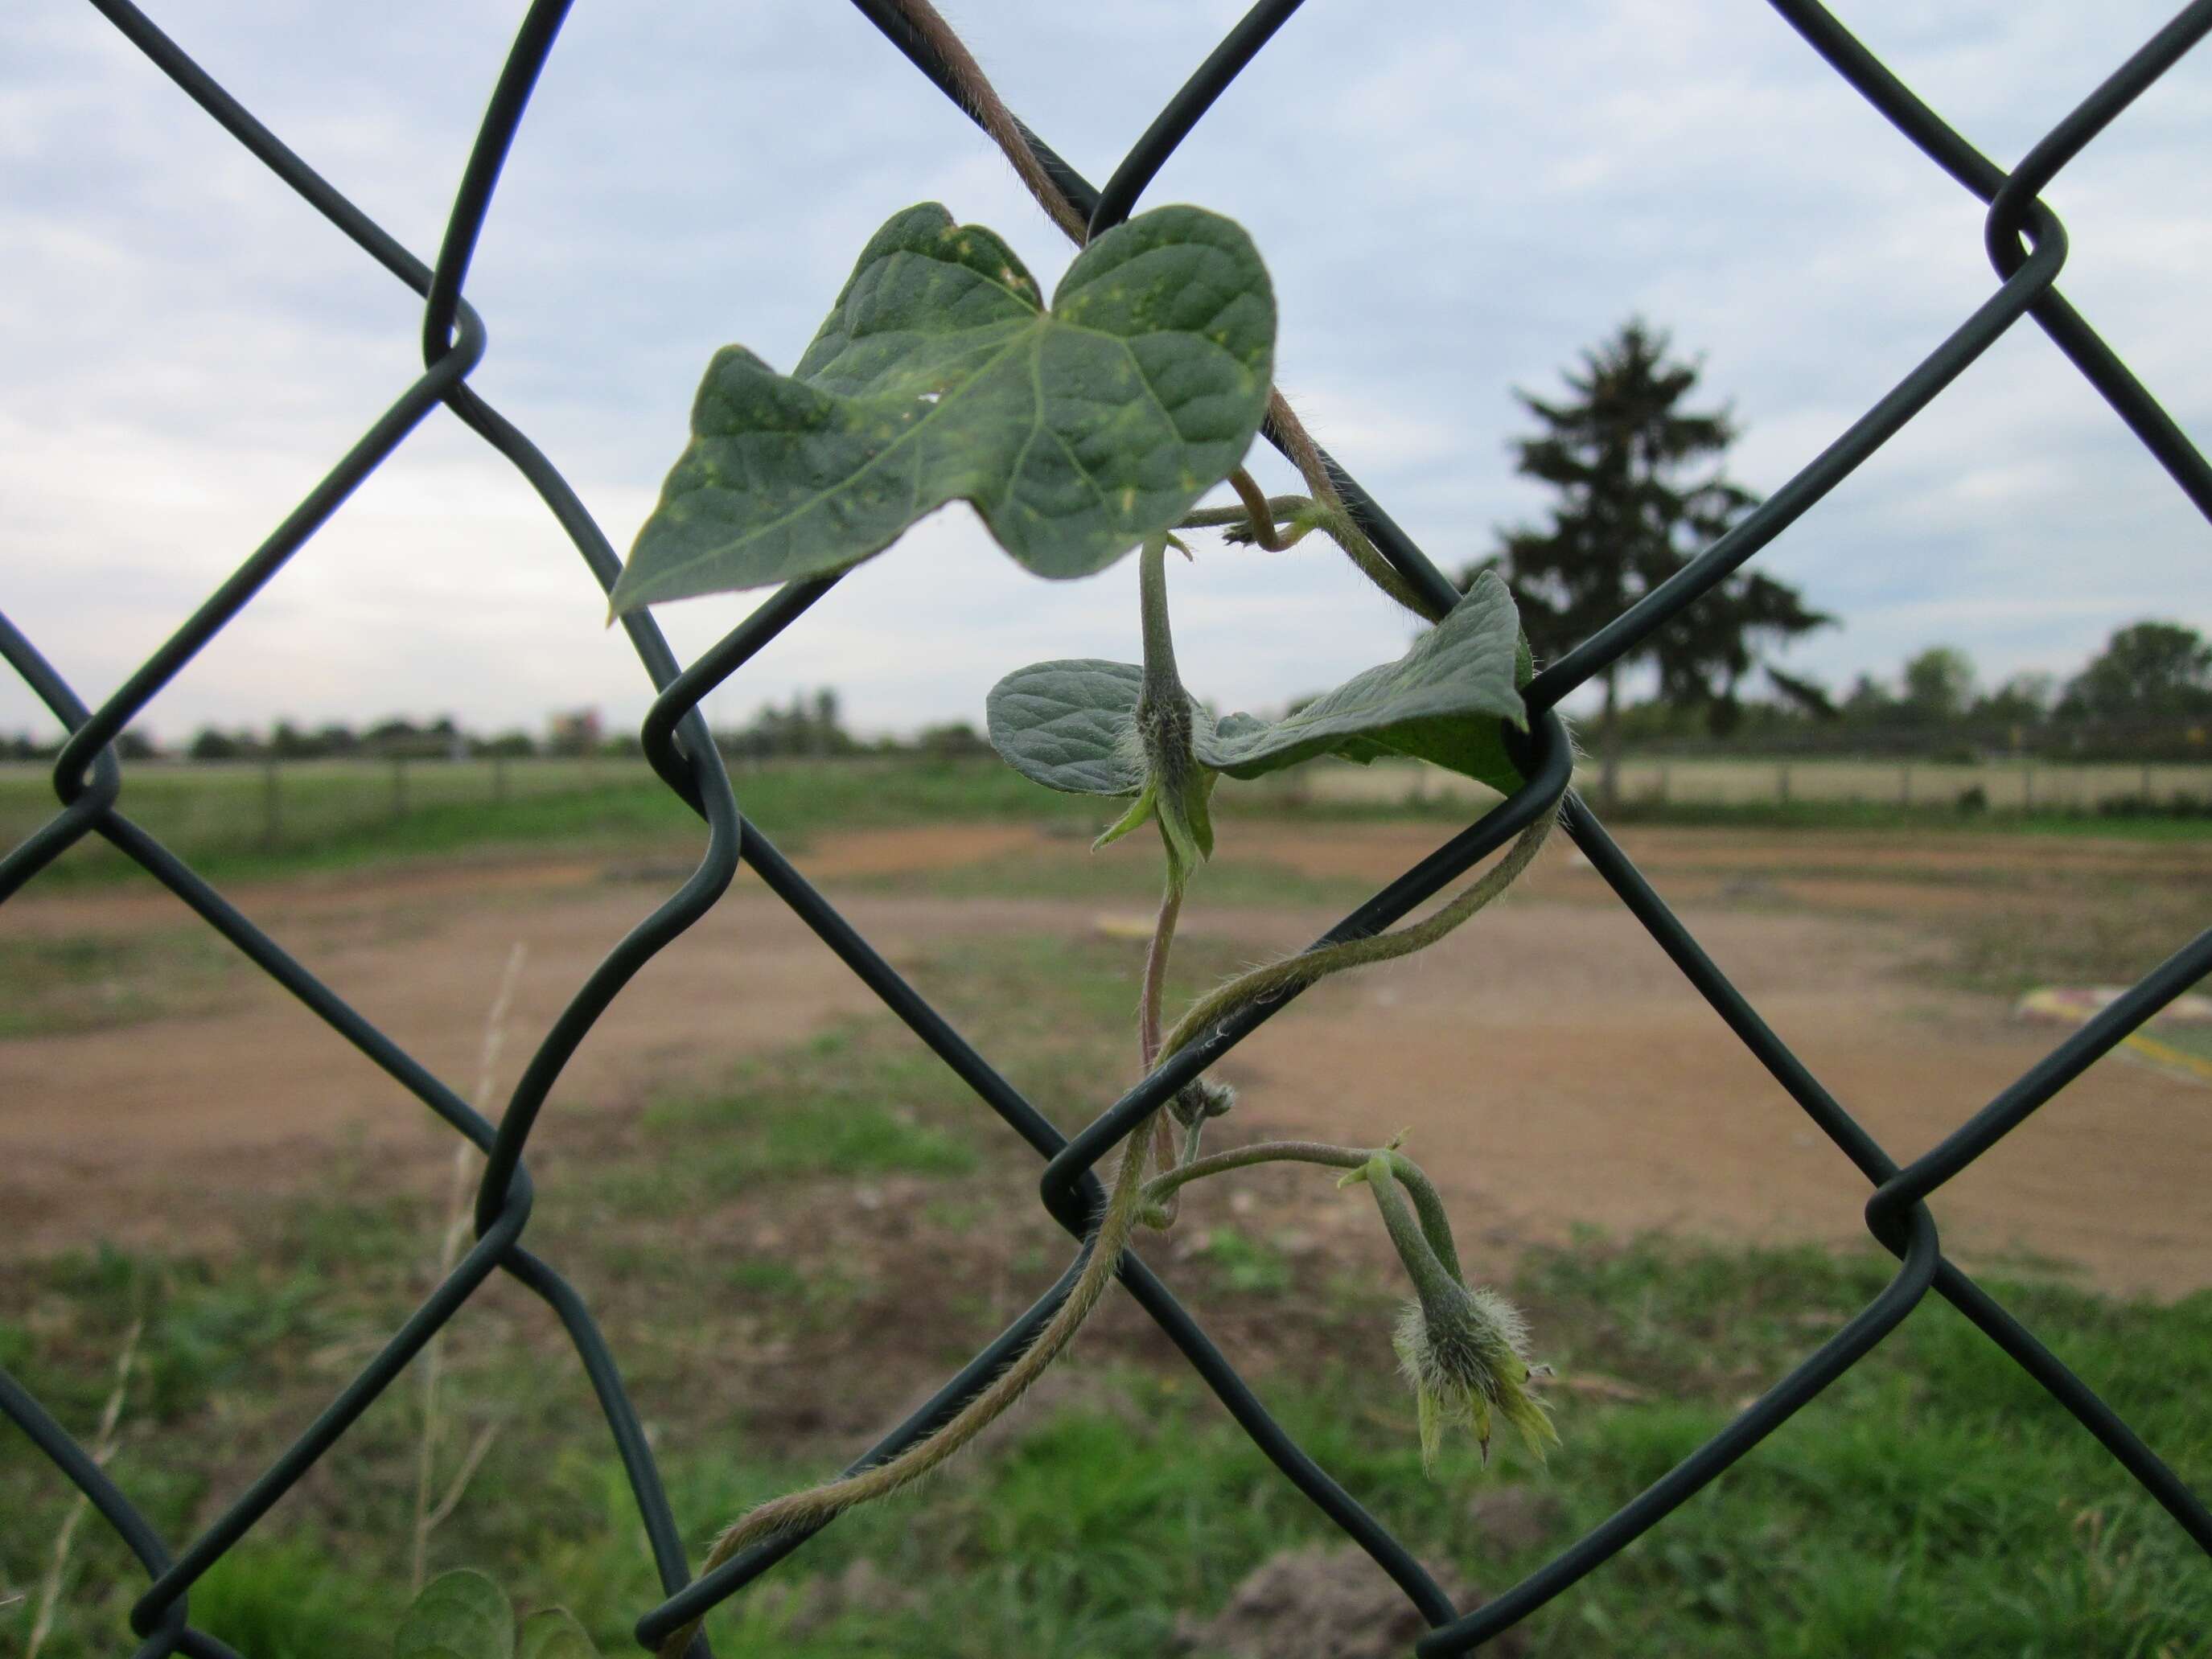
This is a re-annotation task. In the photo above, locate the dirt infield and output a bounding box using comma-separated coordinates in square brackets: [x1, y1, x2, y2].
[3, 821, 2206, 1294]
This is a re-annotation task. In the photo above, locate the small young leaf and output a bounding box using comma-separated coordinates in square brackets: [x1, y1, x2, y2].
[516, 1609, 603, 1659]
[986, 659, 1152, 795]
[985, 573, 1528, 797]
[609, 202, 1276, 613]
[395, 1570, 514, 1659]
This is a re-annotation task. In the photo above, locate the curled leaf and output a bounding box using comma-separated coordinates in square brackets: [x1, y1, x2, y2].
[985, 573, 1529, 799]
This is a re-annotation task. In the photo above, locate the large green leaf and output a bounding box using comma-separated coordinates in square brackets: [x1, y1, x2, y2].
[395, 1571, 513, 1659]
[986, 572, 1529, 796]
[608, 202, 1276, 613]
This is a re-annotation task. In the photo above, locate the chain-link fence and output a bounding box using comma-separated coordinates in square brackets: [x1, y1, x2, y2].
[6, 1, 2210, 1653]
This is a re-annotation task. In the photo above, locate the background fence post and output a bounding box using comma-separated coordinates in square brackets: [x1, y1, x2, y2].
[261, 758, 280, 851]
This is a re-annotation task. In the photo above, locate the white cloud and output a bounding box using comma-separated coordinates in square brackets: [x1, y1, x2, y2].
[2, 0, 2206, 747]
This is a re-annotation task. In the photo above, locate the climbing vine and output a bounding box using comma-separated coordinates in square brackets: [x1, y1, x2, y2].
[609, 178, 1559, 1653]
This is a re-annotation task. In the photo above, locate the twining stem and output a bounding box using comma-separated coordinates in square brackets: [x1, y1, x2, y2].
[1139, 875, 1181, 1075]
[888, 0, 1439, 621]
[1139, 873, 1186, 1222]
[1225, 468, 1283, 548]
[1262, 407, 1440, 618]
[1134, 532, 1198, 1216]
[1180, 493, 1310, 532]
[1217, 468, 1317, 550]
[1133, 531, 1181, 1061]
[666, 10, 1540, 1614]
[1133, 532, 1183, 1083]
[1141, 1140, 1463, 1283]
[656, 1110, 1162, 1659]
[1160, 809, 1554, 1065]
[891, 0, 1087, 245]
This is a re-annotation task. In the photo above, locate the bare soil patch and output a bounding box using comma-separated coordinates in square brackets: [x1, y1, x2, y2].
[4, 819, 2206, 1295]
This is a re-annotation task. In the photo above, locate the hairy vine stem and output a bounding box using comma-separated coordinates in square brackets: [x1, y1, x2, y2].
[1139, 872, 1188, 1221]
[1224, 467, 1304, 550]
[660, 14, 1552, 1635]
[656, 1110, 1160, 1658]
[1141, 1140, 1465, 1282]
[1362, 1155, 1461, 1307]
[1179, 491, 1309, 532]
[891, 0, 1439, 622]
[1134, 533, 1202, 1218]
[1160, 807, 1554, 1065]
[892, 0, 1087, 246]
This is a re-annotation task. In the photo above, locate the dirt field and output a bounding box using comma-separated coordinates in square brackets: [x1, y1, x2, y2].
[3, 819, 2206, 1296]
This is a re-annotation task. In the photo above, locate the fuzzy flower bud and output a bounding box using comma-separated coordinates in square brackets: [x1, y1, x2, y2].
[1392, 1282, 1557, 1473]
[1171, 1075, 1236, 1130]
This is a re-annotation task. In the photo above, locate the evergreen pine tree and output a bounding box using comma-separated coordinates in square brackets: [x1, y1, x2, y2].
[1464, 319, 1831, 807]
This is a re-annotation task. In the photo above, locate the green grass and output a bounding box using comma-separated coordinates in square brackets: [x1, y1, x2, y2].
[10, 1228, 2207, 1659]
[0, 757, 1106, 886]
[7, 924, 2209, 1657]
[1191, 1225, 1295, 1295]
[627, 1025, 981, 1199]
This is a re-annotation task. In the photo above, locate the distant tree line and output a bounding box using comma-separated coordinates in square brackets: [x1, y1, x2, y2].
[6, 624, 2206, 769]
[0, 691, 999, 766]
[1608, 622, 2212, 759]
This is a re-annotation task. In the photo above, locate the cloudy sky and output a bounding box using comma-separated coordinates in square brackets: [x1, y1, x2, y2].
[3, 1, 2207, 745]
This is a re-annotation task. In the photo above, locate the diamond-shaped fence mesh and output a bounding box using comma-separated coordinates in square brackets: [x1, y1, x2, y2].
[6, 1, 2211, 1653]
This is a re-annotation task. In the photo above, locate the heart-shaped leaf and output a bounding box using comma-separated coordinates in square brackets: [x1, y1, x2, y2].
[986, 572, 1528, 796]
[395, 1571, 514, 1659]
[608, 202, 1276, 614]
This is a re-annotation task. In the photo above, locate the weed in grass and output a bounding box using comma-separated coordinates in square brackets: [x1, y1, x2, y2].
[8, 1221, 2209, 1657]
[0, 928, 238, 1037]
[189, 1536, 393, 1659]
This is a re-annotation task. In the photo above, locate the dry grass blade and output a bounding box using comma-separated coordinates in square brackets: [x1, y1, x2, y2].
[25, 1315, 142, 1659]
[409, 940, 528, 1595]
